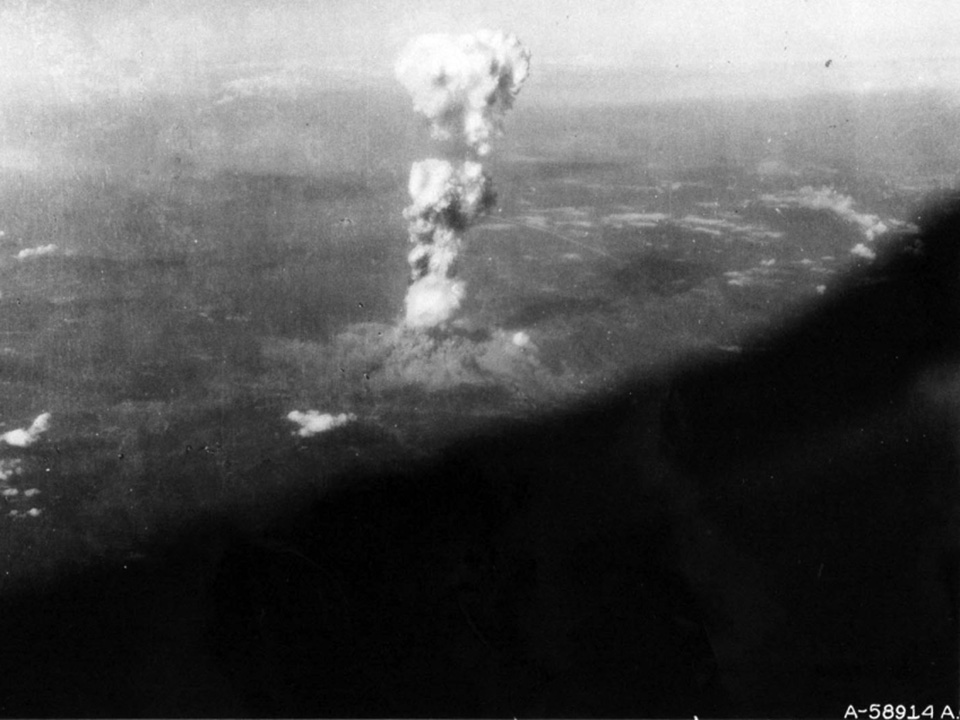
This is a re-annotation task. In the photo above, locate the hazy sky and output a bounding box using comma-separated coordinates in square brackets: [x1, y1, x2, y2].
[1, 0, 958, 103]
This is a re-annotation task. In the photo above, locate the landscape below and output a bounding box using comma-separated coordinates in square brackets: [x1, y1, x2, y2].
[0, 86, 955, 716]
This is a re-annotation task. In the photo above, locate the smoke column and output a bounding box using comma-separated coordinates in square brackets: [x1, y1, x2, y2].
[396, 30, 531, 329]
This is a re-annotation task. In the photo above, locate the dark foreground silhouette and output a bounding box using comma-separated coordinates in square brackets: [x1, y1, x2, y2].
[0, 196, 958, 718]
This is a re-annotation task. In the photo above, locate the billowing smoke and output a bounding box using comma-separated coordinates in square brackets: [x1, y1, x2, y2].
[396, 30, 531, 329]
[402, 158, 496, 327]
[395, 30, 532, 157]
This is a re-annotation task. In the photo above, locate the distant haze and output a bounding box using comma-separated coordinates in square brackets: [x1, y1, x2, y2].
[0, 0, 957, 105]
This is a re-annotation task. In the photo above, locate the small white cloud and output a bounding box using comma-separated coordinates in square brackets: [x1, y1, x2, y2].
[0, 459, 22, 481]
[16, 244, 57, 260]
[850, 243, 876, 260]
[1, 429, 32, 447]
[23, 488, 39, 497]
[26, 508, 41, 517]
[603, 212, 669, 227]
[865, 221, 888, 241]
[1, 412, 51, 447]
[287, 410, 356, 438]
[816, 285, 827, 294]
[512, 331, 531, 348]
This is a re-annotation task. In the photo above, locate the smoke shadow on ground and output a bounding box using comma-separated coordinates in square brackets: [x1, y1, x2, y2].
[0, 195, 957, 717]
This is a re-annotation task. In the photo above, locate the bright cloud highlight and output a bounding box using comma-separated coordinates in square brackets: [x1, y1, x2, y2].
[287, 410, 356, 438]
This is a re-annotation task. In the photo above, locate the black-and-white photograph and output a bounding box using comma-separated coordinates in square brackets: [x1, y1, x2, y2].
[0, 1, 956, 716]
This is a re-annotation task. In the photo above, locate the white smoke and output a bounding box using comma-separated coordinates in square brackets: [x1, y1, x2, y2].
[402, 158, 495, 328]
[404, 274, 466, 329]
[396, 30, 530, 330]
[395, 30, 531, 157]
